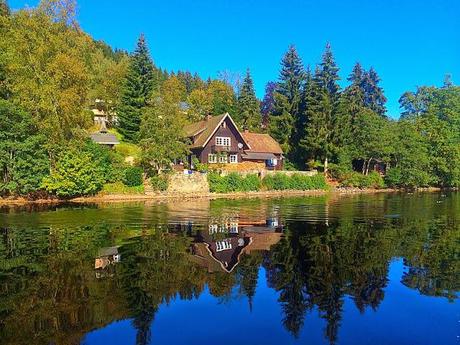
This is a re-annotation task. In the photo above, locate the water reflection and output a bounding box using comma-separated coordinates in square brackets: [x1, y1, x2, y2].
[0, 193, 458, 345]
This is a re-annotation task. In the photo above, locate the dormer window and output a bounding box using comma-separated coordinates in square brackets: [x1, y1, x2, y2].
[216, 137, 231, 147]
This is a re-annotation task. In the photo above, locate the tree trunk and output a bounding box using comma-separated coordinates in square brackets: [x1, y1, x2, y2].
[324, 157, 328, 175]
[365, 158, 373, 175]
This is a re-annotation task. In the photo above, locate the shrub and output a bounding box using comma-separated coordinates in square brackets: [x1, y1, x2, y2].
[262, 173, 327, 191]
[340, 171, 385, 189]
[150, 174, 169, 191]
[208, 172, 261, 193]
[123, 166, 143, 187]
[101, 182, 144, 195]
[42, 148, 105, 198]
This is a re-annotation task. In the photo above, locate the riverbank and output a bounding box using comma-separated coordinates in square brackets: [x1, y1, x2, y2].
[0, 187, 416, 206]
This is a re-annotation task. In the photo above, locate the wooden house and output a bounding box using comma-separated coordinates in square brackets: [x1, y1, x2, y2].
[184, 113, 283, 170]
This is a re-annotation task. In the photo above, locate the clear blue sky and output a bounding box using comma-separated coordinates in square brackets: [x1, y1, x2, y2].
[10, 0, 460, 118]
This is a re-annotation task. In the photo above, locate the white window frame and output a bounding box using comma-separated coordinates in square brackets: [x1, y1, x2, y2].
[229, 154, 238, 163]
[219, 154, 228, 164]
[208, 154, 217, 164]
[216, 136, 231, 147]
[216, 240, 232, 252]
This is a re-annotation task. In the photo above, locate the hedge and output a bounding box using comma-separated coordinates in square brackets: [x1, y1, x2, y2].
[262, 173, 328, 191]
[208, 172, 261, 193]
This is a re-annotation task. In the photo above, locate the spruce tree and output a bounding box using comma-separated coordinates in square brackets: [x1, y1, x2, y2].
[269, 93, 294, 154]
[362, 67, 387, 116]
[318, 43, 340, 98]
[272, 45, 305, 163]
[301, 67, 335, 170]
[277, 45, 305, 114]
[237, 69, 261, 131]
[261, 81, 276, 128]
[117, 34, 156, 142]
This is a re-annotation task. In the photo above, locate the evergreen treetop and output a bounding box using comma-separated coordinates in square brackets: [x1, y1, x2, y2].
[278, 45, 305, 109]
[318, 42, 340, 97]
[117, 34, 156, 142]
[237, 69, 261, 130]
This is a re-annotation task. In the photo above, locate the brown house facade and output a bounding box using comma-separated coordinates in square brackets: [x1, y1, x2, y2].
[184, 113, 283, 170]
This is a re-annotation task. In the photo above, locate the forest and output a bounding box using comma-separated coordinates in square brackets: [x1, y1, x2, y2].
[0, 0, 459, 198]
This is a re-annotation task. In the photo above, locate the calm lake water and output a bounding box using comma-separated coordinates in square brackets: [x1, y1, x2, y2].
[0, 193, 458, 345]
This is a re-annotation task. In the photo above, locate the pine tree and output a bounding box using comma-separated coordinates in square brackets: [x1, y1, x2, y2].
[237, 69, 261, 131]
[269, 93, 294, 154]
[301, 67, 334, 169]
[117, 34, 156, 142]
[361, 67, 387, 116]
[277, 45, 305, 114]
[260, 81, 276, 128]
[272, 45, 305, 163]
[318, 43, 340, 98]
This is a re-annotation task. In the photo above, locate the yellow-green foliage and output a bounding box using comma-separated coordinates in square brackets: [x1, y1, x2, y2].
[115, 142, 141, 158]
[101, 182, 144, 195]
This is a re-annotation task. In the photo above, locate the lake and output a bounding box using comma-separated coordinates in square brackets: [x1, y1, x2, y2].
[0, 192, 458, 345]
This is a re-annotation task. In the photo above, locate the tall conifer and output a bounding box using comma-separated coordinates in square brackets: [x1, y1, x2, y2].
[237, 69, 261, 131]
[117, 34, 156, 142]
[362, 67, 387, 116]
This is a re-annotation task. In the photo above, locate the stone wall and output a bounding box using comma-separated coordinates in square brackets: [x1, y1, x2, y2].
[167, 172, 209, 194]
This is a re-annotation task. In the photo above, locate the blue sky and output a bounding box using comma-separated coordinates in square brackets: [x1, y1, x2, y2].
[10, 0, 460, 118]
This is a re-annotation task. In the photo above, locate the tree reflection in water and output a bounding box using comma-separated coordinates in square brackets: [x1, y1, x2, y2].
[0, 193, 458, 345]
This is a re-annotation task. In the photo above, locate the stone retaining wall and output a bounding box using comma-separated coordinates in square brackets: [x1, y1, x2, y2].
[167, 172, 209, 194]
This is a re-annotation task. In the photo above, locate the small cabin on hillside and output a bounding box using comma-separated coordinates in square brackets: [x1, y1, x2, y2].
[89, 120, 119, 148]
[184, 113, 283, 170]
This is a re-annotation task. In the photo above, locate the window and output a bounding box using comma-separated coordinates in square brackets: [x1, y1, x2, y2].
[219, 154, 228, 163]
[216, 137, 231, 147]
[216, 240, 232, 252]
[229, 154, 238, 163]
[209, 224, 218, 234]
[208, 154, 217, 164]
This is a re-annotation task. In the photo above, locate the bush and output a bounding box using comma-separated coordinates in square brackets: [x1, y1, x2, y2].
[101, 182, 144, 195]
[42, 148, 105, 198]
[262, 173, 328, 191]
[208, 172, 261, 193]
[123, 166, 143, 187]
[150, 174, 169, 191]
[340, 171, 385, 189]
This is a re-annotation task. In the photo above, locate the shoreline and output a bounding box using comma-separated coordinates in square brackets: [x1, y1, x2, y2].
[0, 187, 446, 206]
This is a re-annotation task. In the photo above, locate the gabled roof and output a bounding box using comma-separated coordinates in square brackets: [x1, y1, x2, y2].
[183, 113, 251, 149]
[242, 132, 283, 154]
[89, 132, 120, 145]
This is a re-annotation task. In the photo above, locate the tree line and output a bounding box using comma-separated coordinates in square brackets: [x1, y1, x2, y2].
[0, 0, 459, 199]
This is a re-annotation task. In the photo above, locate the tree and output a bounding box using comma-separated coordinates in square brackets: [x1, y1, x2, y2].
[187, 89, 212, 122]
[260, 81, 276, 128]
[236, 69, 261, 131]
[0, 100, 49, 196]
[42, 143, 106, 197]
[139, 83, 189, 174]
[361, 67, 387, 116]
[117, 34, 156, 142]
[0, 0, 10, 16]
[301, 70, 334, 169]
[269, 92, 294, 154]
[206, 80, 237, 115]
[270, 45, 305, 163]
[0, 5, 93, 152]
[317, 42, 340, 98]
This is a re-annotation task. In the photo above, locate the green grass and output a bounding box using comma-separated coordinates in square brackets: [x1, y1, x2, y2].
[115, 142, 141, 158]
[100, 182, 144, 195]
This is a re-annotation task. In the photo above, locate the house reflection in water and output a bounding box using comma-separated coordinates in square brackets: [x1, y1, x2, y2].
[94, 246, 121, 278]
[190, 215, 283, 273]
